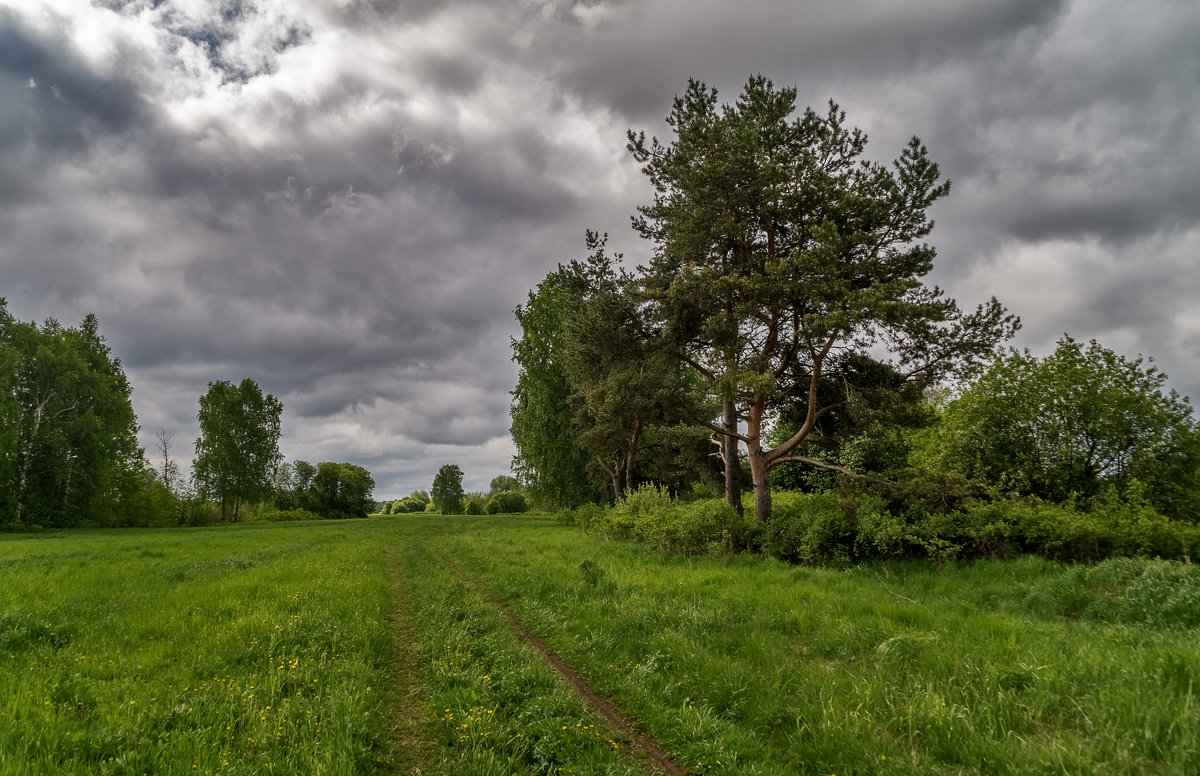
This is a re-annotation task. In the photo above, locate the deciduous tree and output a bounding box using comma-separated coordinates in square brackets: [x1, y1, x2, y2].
[310, 462, 375, 519]
[510, 269, 604, 508]
[193, 378, 283, 521]
[930, 336, 1198, 515]
[431, 464, 465, 515]
[0, 301, 142, 528]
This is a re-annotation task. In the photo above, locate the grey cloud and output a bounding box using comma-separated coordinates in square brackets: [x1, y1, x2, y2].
[0, 12, 151, 156]
[2, 0, 1197, 497]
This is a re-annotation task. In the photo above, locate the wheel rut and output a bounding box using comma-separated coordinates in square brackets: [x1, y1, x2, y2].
[385, 548, 438, 774]
[440, 555, 689, 776]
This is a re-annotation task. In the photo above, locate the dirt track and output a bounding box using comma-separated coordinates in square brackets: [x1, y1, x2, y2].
[440, 555, 690, 776]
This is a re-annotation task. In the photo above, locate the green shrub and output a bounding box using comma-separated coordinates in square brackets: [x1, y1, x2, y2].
[391, 496, 427, 514]
[763, 492, 855, 566]
[645, 499, 739, 556]
[613, 483, 675, 516]
[556, 503, 604, 529]
[485, 492, 529, 514]
[850, 468, 990, 515]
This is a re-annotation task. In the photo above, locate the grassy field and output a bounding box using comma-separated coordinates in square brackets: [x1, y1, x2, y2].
[2, 515, 1198, 775]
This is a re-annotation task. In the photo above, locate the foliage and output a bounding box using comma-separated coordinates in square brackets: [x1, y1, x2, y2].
[928, 336, 1197, 515]
[463, 493, 487, 515]
[560, 232, 713, 499]
[275, 460, 376, 519]
[431, 464, 466, 515]
[628, 76, 1018, 521]
[510, 268, 605, 509]
[488, 475, 521, 494]
[0, 301, 144, 529]
[485, 491, 529, 514]
[572, 483, 1200, 567]
[309, 462, 376, 519]
[590, 485, 741, 555]
[389, 496, 428, 514]
[193, 378, 283, 522]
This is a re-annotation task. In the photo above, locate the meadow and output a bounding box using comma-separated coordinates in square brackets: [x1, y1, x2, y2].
[2, 515, 1198, 775]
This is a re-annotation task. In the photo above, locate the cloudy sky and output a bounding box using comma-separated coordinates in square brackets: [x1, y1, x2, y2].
[2, 0, 1197, 498]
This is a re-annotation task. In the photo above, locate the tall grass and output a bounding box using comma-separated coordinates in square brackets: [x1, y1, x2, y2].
[0, 522, 395, 775]
[439, 515, 1200, 776]
[5, 515, 1197, 775]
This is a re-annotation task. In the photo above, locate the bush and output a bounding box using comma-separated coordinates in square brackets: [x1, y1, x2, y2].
[850, 468, 991, 515]
[763, 492, 855, 566]
[644, 499, 739, 555]
[559, 477, 1200, 569]
[613, 483, 675, 516]
[486, 492, 529, 514]
[391, 496, 427, 514]
[556, 503, 604, 529]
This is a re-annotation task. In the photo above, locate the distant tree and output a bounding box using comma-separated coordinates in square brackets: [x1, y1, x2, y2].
[0, 302, 142, 528]
[431, 464, 465, 515]
[488, 475, 521, 494]
[409, 489, 430, 503]
[293, 460, 316, 492]
[486, 491, 529, 514]
[463, 492, 487, 515]
[193, 378, 283, 522]
[310, 462, 375, 519]
[154, 427, 180, 493]
[929, 336, 1197, 514]
[390, 496, 427, 514]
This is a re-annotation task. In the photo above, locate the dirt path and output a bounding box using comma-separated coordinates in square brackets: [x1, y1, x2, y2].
[441, 556, 690, 776]
[385, 548, 438, 775]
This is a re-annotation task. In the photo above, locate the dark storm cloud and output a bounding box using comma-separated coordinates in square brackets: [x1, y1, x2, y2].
[0, 10, 151, 188]
[533, 0, 1066, 121]
[1, 0, 1197, 497]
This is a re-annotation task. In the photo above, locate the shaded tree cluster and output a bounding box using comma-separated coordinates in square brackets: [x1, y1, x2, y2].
[0, 300, 150, 529]
[275, 460, 377, 519]
[512, 76, 1016, 521]
[918, 336, 1199, 519]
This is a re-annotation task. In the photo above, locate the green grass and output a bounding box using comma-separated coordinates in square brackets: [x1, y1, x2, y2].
[0, 521, 395, 775]
[3, 515, 1197, 775]
[436, 516, 1200, 776]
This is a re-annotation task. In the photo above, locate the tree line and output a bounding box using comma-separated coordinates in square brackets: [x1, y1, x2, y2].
[510, 76, 1199, 524]
[380, 470, 529, 515]
[0, 302, 378, 529]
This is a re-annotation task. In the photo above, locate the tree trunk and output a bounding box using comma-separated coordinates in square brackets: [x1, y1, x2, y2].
[625, 421, 642, 496]
[723, 399, 743, 515]
[748, 447, 772, 523]
[746, 399, 773, 522]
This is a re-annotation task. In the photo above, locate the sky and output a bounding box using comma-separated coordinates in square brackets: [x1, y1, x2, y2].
[1, 0, 1198, 499]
